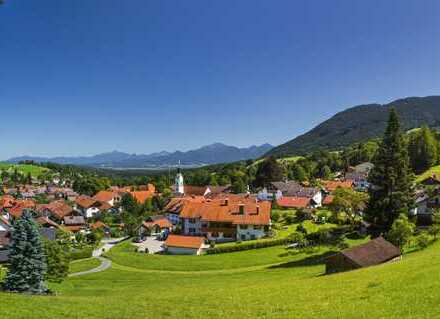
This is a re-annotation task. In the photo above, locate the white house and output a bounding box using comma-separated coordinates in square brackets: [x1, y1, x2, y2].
[164, 235, 209, 255]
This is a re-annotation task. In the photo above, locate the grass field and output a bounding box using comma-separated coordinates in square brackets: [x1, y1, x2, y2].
[0, 162, 49, 178]
[1, 239, 439, 318]
[69, 258, 101, 274]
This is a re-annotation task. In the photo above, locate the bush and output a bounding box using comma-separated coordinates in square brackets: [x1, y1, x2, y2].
[271, 211, 280, 223]
[69, 246, 94, 261]
[416, 232, 431, 250]
[0, 265, 7, 283]
[206, 238, 290, 255]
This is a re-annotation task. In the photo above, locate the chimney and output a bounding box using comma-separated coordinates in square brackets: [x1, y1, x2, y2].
[225, 198, 229, 206]
[239, 203, 245, 215]
[256, 205, 260, 214]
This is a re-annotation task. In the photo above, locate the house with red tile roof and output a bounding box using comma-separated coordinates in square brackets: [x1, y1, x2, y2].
[179, 197, 271, 242]
[129, 191, 155, 204]
[75, 196, 111, 218]
[276, 196, 311, 209]
[138, 215, 173, 238]
[37, 200, 74, 223]
[93, 191, 122, 207]
[322, 180, 354, 193]
[164, 235, 209, 255]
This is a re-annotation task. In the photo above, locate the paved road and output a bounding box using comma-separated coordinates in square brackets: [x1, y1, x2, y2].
[69, 237, 128, 277]
[133, 236, 165, 254]
[69, 257, 112, 277]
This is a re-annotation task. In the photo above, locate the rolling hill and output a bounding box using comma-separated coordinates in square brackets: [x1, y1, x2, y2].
[8, 143, 273, 169]
[267, 96, 440, 157]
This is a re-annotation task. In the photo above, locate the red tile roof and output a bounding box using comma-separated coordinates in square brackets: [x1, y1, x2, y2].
[75, 196, 99, 209]
[180, 198, 271, 225]
[129, 191, 155, 204]
[9, 200, 36, 218]
[37, 200, 73, 219]
[90, 221, 109, 230]
[277, 197, 310, 208]
[322, 180, 354, 192]
[165, 235, 206, 249]
[93, 191, 119, 203]
[143, 218, 172, 229]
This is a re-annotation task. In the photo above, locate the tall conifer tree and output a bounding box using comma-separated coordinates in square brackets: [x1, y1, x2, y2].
[366, 108, 414, 230]
[4, 210, 48, 294]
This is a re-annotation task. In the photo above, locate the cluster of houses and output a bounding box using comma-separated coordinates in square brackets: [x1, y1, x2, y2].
[0, 182, 157, 261]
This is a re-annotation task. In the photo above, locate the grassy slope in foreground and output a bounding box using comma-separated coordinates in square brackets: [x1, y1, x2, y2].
[0, 162, 49, 177]
[69, 258, 101, 274]
[1, 241, 440, 319]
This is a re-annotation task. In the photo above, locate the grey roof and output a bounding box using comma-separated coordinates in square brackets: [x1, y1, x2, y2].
[345, 171, 368, 182]
[270, 181, 319, 198]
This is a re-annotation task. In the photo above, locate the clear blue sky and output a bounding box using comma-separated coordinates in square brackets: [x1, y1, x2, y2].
[1, 0, 440, 159]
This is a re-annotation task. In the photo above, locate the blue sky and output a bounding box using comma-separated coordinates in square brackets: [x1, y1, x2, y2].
[1, 0, 440, 159]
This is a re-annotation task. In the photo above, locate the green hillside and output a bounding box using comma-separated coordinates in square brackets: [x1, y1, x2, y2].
[1, 239, 439, 318]
[0, 162, 49, 177]
[268, 96, 440, 157]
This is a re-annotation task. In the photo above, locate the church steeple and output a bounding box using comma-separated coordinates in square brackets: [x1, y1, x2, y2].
[175, 162, 184, 195]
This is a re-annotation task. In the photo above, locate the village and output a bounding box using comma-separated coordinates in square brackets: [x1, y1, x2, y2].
[1, 144, 439, 275]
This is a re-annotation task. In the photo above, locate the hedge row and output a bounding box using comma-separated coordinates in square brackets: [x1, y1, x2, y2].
[206, 238, 291, 255]
[69, 246, 94, 261]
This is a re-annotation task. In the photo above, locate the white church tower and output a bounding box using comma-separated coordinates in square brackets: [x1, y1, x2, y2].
[175, 167, 184, 195]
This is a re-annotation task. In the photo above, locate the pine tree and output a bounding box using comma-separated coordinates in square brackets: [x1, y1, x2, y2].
[254, 157, 284, 188]
[4, 210, 48, 294]
[366, 108, 414, 230]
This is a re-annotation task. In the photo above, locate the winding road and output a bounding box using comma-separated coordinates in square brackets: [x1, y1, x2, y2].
[68, 237, 128, 278]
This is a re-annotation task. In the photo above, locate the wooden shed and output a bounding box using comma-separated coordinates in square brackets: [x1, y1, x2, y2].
[325, 237, 401, 274]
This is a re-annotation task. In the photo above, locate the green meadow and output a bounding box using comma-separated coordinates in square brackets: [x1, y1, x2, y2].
[1, 239, 439, 319]
[0, 162, 49, 178]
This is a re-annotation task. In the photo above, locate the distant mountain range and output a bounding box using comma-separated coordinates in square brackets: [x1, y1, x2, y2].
[8, 143, 273, 169]
[267, 96, 440, 157]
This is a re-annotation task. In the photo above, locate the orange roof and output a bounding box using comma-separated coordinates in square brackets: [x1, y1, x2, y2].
[165, 235, 206, 249]
[0, 195, 16, 209]
[277, 197, 310, 208]
[75, 196, 99, 209]
[129, 191, 154, 204]
[180, 198, 271, 225]
[93, 191, 119, 203]
[37, 200, 73, 219]
[143, 218, 172, 229]
[9, 200, 36, 218]
[322, 180, 354, 192]
[90, 221, 109, 230]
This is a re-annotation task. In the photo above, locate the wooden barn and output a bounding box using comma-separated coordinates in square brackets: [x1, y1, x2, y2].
[325, 237, 401, 274]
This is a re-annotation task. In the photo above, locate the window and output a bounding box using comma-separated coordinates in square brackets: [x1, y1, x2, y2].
[250, 235, 256, 240]
[188, 218, 196, 224]
[189, 228, 195, 233]
[241, 234, 246, 241]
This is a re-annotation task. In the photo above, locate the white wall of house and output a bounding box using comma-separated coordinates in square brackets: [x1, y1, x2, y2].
[236, 224, 266, 241]
[312, 192, 323, 207]
[166, 246, 201, 255]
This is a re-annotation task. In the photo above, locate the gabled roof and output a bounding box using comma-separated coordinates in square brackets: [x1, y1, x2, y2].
[37, 200, 74, 219]
[277, 197, 310, 208]
[322, 180, 354, 192]
[180, 198, 271, 225]
[8, 200, 36, 218]
[75, 196, 100, 209]
[129, 191, 154, 204]
[270, 181, 319, 198]
[90, 220, 110, 230]
[339, 237, 400, 267]
[143, 217, 172, 229]
[165, 235, 206, 249]
[93, 191, 119, 203]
